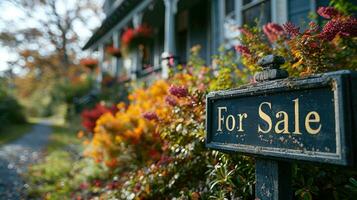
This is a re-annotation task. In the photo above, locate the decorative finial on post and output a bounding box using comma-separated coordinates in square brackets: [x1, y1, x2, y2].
[254, 55, 288, 82]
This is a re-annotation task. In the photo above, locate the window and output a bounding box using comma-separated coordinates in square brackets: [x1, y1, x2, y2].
[223, 0, 239, 48]
[225, 0, 235, 17]
[242, 0, 271, 26]
[288, 0, 330, 29]
[139, 44, 153, 71]
[176, 10, 188, 64]
[288, 0, 312, 29]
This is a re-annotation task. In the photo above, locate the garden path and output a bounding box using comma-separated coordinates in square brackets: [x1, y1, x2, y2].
[0, 121, 52, 199]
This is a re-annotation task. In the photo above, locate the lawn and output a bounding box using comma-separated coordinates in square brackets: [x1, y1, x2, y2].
[0, 123, 33, 146]
[25, 116, 106, 199]
[47, 119, 82, 153]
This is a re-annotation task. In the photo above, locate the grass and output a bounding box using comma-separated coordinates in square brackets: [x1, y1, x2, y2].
[47, 121, 82, 153]
[0, 122, 33, 146]
[50, 115, 83, 153]
[25, 115, 104, 199]
[27, 113, 82, 153]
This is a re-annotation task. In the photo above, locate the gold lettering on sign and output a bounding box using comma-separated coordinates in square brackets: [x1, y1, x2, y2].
[217, 107, 227, 131]
[275, 111, 289, 134]
[258, 102, 272, 133]
[237, 113, 248, 132]
[226, 115, 236, 131]
[305, 111, 322, 134]
[293, 98, 302, 135]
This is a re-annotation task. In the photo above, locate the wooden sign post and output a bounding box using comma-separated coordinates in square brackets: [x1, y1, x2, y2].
[205, 55, 357, 200]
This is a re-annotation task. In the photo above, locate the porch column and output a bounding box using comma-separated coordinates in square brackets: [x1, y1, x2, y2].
[211, 0, 224, 56]
[113, 31, 121, 80]
[97, 44, 104, 90]
[162, 0, 178, 79]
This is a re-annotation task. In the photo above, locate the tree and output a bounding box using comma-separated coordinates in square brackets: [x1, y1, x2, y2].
[0, 0, 103, 116]
[0, 0, 103, 79]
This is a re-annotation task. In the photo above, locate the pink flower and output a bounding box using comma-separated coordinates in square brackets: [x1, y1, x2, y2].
[165, 95, 177, 106]
[235, 45, 251, 57]
[317, 6, 340, 19]
[238, 27, 254, 38]
[79, 182, 88, 190]
[309, 42, 319, 48]
[169, 85, 188, 98]
[142, 112, 159, 121]
[263, 23, 285, 43]
[319, 17, 357, 41]
[283, 22, 300, 37]
[307, 22, 319, 33]
[93, 180, 102, 187]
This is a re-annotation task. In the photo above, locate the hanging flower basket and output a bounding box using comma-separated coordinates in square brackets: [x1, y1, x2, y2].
[121, 24, 153, 53]
[80, 58, 98, 71]
[106, 46, 122, 58]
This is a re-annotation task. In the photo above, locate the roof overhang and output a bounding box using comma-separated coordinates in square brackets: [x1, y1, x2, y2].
[82, 0, 153, 50]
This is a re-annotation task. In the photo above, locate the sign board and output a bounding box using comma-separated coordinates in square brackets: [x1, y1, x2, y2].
[206, 70, 357, 166]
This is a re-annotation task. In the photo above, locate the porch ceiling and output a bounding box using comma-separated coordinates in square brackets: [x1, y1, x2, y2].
[82, 0, 143, 50]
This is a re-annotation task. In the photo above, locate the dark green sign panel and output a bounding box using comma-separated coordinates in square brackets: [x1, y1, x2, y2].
[206, 70, 357, 166]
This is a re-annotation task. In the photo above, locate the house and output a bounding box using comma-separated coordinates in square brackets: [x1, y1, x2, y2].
[82, 0, 331, 85]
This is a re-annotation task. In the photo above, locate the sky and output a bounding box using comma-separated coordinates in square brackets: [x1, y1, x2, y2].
[0, 0, 104, 75]
[0, 3, 25, 73]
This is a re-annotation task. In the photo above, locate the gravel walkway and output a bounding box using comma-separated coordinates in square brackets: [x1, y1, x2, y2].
[0, 121, 52, 200]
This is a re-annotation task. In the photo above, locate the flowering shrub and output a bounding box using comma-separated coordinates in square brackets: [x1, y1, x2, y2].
[73, 46, 257, 199]
[27, 6, 357, 200]
[83, 80, 169, 165]
[80, 103, 117, 133]
[237, 6, 357, 76]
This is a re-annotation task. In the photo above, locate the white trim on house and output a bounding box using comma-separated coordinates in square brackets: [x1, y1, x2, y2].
[97, 44, 105, 89]
[112, 31, 120, 78]
[210, 0, 224, 56]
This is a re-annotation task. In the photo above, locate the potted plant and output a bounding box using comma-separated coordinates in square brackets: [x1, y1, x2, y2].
[80, 58, 98, 71]
[107, 46, 122, 58]
[121, 24, 153, 53]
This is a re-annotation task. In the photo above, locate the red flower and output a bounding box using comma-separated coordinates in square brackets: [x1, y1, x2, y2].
[169, 85, 188, 98]
[106, 46, 122, 57]
[80, 58, 98, 70]
[283, 22, 300, 38]
[121, 28, 135, 45]
[165, 95, 177, 106]
[235, 45, 251, 57]
[79, 182, 88, 190]
[135, 24, 152, 37]
[121, 24, 153, 46]
[142, 111, 159, 121]
[81, 103, 116, 133]
[93, 179, 102, 187]
[157, 155, 173, 166]
[148, 149, 161, 160]
[263, 23, 285, 43]
[309, 42, 319, 48]
[238, 27, 254, 38]
[107, 181, 119, 190]
[317, 6, 340, 19]
[319, 16, 357, 41]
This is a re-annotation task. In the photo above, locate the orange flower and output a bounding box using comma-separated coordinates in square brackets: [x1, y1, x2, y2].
[77, 130, 85, 138]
